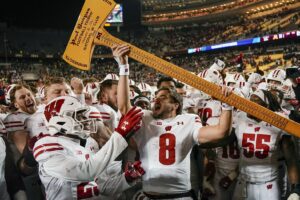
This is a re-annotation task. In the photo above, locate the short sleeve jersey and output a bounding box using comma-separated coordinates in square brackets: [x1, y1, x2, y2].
[235, 112, 288, 182]
[133, 110, 202, 193]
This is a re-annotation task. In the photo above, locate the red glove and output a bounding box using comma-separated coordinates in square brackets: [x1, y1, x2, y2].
[219, 176, 233, 189]
[124, 161, 145, 183]
[115, 106, 143, 139]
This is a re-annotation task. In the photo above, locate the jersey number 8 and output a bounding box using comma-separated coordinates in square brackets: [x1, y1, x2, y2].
[159, 133, 176, 165]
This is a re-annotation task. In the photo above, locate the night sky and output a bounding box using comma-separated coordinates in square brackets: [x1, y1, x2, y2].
[1, 0, 88, 29]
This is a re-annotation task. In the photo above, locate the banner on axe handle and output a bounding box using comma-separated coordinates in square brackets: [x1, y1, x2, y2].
[62, 0, 116, 70]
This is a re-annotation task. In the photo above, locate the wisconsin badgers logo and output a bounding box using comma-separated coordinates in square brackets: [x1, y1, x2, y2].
[44, 99, 65, 122]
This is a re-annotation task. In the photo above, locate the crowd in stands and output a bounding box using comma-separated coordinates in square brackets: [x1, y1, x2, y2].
[142, 0, 263, 23]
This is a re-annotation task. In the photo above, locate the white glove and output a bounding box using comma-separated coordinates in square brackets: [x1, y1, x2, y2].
[288, 193, 300, 200]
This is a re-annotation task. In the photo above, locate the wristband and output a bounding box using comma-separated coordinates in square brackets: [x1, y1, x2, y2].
[119, 64, 129, 76]
[222, 103, 233, 111]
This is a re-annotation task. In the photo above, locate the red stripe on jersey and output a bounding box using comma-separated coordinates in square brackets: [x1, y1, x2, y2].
[100, 116, 110, 119]
[99, 112, 110, 116]
[89, 112, 100, 115]
[34, 147, 64, 159]
[33, 143, 62, 152]
[5, 124, 24, 128]
[29, 133, 51, 150]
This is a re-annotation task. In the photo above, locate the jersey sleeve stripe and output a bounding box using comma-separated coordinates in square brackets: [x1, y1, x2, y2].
[100, 116, 110, 119]
[89, 116, 102, 119]
[99, 112, 110, 116]
[5, 124, 24, 128]
[34, 147, 64, 159]
[4, 121, 23, 124]
[33, 143, 62, 152]
[90, 112, 101, 114]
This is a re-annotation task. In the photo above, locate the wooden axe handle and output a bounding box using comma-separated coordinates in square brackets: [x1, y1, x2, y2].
[94, 28, 300, 137]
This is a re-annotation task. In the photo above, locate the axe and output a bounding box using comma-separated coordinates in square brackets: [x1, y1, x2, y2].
[62, 0, 300, 137]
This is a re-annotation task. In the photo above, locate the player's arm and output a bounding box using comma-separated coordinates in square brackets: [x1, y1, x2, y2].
[113, 44, 132, 115]
[281, 135, 300, 199]
[39, 132, 128, 182]
[38, 107, 143, 182]
[197, 87, 232, 144]
[199, 129, 236, 148]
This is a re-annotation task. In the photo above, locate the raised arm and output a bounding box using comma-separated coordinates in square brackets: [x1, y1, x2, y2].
[198, 87, 233, 144]
[112, 44, 132, 115]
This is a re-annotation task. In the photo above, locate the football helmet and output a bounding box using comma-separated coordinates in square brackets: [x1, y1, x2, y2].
[101, 73, 119, 83]
[129, 79, 136, 86]
[198, 69, 223, 99]
[137, 82, 153, 100]
[266, 69, 286, 90]
[84, 82, 100, 104]
[225, 73, 246, 89]
[247, 72, 262, 85]
[5, 84, 16, 104]
[209, 58, 226, 72]
[44, 96, 96, 139]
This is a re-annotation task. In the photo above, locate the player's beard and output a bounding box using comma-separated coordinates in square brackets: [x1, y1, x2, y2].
[107, 98, 118, 111]
[152, 105, 173, 119]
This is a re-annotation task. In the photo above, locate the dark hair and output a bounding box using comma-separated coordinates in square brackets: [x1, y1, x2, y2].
[98, 80, 118, 100]
[175, 82, 185, 89]
[262, 90, 282, 112]
[157, 76, 176, 89]
[155, 87, 183, 115]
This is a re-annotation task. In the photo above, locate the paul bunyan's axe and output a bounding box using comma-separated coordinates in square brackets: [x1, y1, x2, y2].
[62, 0, 300, 137]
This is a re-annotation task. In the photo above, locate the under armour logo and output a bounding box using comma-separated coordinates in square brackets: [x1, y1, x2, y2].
[177, 121, 184, 125]
[121, 121, 129, 130]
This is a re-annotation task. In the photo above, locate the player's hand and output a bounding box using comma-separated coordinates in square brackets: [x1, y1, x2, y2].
[111, 44, 130, 65]
[0, 104, 9, 113]
[220, 86, 233, 110]
[90, 121, 112, 147]
[221, 85, 233, 97]
[124, 161, 145, 183]
[84, 92, 93, 106]
[219, 176, 233, 190]
[71, 77, 84, 95]
[115, 106, 143, 140]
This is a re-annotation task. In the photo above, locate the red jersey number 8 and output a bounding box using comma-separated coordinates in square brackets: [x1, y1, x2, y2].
[159, 133, 176, 165]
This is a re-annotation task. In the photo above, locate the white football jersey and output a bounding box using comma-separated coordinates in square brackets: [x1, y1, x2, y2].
[4, 111, 30, 133]
[235, 112, 288, 182]
[133, 110, 202, 193]
[34, 132, 129, 200]
[93, 104, 119, 132]
[202, 104, 240, 171]
[25, 111, 48, 150]
[196, 99, 221, 125]
[0, 137, 10, 200]
[0, 119, 6, 136]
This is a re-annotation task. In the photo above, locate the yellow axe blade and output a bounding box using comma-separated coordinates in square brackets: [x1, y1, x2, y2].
[62, 0, 116, 70]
